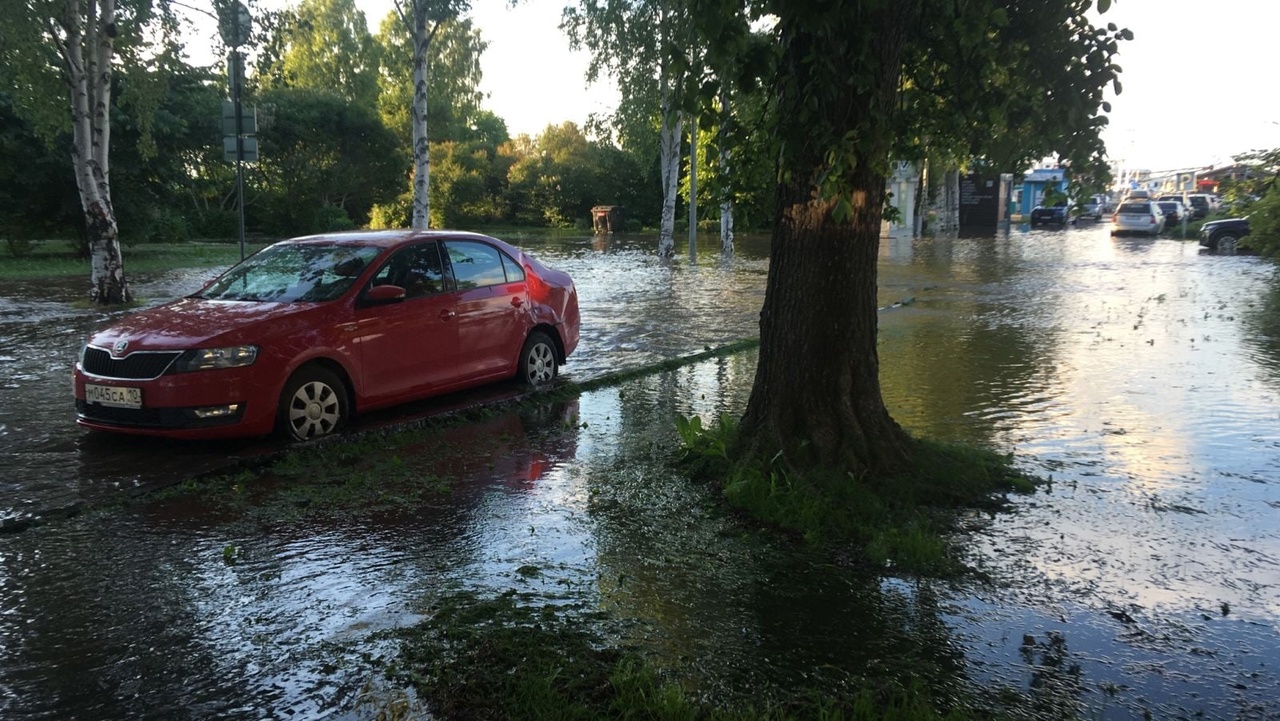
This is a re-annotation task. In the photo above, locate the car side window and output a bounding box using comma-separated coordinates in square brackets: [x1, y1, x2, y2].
[444, 241, 514, 290]
[371, 242, 445, 299]
[500, 252, 525, 283]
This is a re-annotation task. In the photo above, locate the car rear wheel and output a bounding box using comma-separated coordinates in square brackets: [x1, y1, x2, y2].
[516, 331, 558, 388]
[278, 365, 348, 441]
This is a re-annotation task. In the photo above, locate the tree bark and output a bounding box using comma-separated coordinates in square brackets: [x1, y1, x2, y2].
[738, 2, 916, 477]
[409, 10, 433, 230]
[718, 87, 734, 254]
[656, 67, 681, 258]
[60, 0, 131, 304]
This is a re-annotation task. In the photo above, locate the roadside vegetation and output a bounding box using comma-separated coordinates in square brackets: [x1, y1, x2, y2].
[677, 413, 1035, 576]
[1219, 148, 1280, 255]
[0, 239, 267, 280]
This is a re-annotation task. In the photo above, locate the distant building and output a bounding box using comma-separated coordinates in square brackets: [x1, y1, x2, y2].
[1017, 167, 1067, 216]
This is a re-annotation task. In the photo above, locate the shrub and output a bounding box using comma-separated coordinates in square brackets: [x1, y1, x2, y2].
[369, 194, 411, 229]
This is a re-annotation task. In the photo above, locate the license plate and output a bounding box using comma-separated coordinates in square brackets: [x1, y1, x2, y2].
[85, 383, 142, 409]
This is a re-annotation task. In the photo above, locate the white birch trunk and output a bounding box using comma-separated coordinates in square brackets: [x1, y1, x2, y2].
[718, 88, 734, 253]
[409, 11, 431, 229]
[60, 0, 130, 304]
[657, 81, 681, 257]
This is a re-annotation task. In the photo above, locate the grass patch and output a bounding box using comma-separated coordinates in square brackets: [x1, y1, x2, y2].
[677, 415, 1036, 576]
[0, 240, 268, 280]
[381, 590, 981, 720]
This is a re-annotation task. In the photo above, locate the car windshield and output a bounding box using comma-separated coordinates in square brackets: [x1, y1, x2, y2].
[1117, 202, 1149, 213]
[195, 243, 383, 303]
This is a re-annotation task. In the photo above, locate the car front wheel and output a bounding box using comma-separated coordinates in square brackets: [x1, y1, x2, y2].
[517, 331, 558, 388]
[1215, 233, 1238, 252]
[279, 365, 348, 441]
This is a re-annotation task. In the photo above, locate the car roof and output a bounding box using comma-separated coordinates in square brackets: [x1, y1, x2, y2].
[278, 229, 514, 252]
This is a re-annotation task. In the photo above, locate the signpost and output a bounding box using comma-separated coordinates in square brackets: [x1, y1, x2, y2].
[218, 1, 253, 260]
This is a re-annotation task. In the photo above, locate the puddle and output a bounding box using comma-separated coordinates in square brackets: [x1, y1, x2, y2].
[1, 225, 1278, 718]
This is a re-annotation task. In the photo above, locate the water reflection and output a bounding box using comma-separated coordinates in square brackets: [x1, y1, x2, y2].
[1, 225, 1278, 718]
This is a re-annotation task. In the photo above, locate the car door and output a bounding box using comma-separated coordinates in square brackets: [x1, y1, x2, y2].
[352, 241, 459, 401]
[442, 239, 531, 380]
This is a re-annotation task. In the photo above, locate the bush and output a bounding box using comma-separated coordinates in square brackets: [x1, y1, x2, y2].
[190, 208, 239, 240]
[369, 194, 411, 229]
[1241, 189, 1280, 256]
[144, 207, 191, 243]
[313, 205, 356, 233]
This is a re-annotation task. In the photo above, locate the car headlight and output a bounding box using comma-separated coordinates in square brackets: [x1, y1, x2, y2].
[172, 345, 259, 373]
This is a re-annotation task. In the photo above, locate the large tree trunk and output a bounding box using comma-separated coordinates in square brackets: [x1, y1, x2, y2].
[738, 2, 915, 477]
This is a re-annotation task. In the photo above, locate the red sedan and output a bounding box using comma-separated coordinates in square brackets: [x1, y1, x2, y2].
[73, 230, 581, 441]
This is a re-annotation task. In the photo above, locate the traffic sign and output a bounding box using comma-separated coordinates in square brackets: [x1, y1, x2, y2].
[223, 136, 258, 163]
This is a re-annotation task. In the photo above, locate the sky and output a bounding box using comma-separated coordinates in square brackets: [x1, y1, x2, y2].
[195, 0, 1280, 173]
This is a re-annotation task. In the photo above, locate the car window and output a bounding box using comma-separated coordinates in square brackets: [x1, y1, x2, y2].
[500, 252, 525, 282]
[371, 242, 445, 299]
[1117, 202, 1149, 213]
[445, 240, 517, 290]
[198, 243, 381, 303]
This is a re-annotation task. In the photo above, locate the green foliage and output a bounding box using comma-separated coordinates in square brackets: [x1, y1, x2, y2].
[428, 140, 508, 227]
[369, 193, 412, 229]
[252, 86, 405, 235]
[374, 16, 488, 145]
[1240, 189, 1280, 255]
[678, 416, 1035, 575]
[269, 0, 381, 107]
[386, 590, 977, 720]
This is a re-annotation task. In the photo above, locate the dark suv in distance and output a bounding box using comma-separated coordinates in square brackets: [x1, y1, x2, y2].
[1199, 217, 1251, 252]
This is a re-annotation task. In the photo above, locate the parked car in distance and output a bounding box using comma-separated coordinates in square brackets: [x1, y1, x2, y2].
[1184, 193, 1211, 220]
[1125, 189, 1153, 201]
[1199, 216, 1251, 252]
[1155, 200, 1190, 228]
[1080, 195, 1105, 220]
[1030, 200, 1074, 226]
[72, 229, 582, 442]
[1111, 200, 1166, 236]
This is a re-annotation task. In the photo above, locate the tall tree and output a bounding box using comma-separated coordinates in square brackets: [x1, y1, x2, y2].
[385, 0, 473, 229]
[563, 0, 698, 256]
[374, 15, 486, 146]
[272, 0, 380, 107]
[2, 0, 180, 303]
[691, 0, 1127, 475]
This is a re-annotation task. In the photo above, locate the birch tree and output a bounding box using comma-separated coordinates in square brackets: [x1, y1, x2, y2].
[3, 0, 177, 304]
[563, 0, 696, 256]
[387, 0, 472, 229]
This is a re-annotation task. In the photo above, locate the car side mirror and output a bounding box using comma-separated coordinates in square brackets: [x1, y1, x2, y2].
[363, 284, 406, 305]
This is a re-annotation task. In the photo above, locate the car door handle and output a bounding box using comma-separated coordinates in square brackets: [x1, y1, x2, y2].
[439, 309, 456, 321]
[510, 296, 524, 308]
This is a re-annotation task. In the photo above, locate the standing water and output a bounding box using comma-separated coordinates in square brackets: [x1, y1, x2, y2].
[0, 225, 1276, 718]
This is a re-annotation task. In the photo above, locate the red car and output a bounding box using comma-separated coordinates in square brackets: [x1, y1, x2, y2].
[73, 230, 580, 441]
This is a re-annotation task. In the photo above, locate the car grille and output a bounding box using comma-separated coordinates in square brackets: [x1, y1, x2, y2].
[82, 347, 180, 379]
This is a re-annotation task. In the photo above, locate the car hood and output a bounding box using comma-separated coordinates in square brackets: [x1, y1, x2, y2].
[87, 298, 323, 351]
[1201, 217, 1249, 230]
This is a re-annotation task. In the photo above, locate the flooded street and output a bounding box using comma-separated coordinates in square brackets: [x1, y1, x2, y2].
[1, 225, 1278, 718]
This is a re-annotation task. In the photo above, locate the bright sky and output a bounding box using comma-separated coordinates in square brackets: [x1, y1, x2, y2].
[1092, 0, 1280, 172]
[193, 0, 1279, 172]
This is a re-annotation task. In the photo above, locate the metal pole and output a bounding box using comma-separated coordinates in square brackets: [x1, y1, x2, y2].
[233, 50, 246, 261]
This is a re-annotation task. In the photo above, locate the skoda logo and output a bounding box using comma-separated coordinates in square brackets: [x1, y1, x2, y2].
[112, 339, 129, 356]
